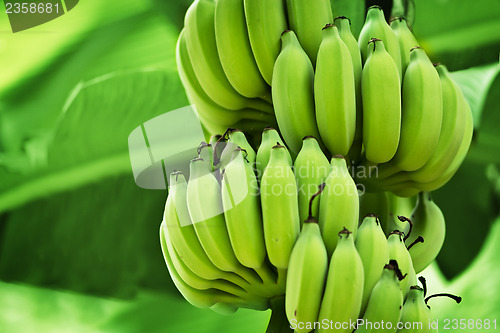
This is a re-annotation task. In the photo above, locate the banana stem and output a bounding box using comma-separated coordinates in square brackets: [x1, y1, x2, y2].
[266, 296, 293, 333]
[276, 268, 287, 290]
[255, 264, 279, 285]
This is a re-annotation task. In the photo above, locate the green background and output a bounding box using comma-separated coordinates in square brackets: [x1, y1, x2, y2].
[0, 0, 499, 331]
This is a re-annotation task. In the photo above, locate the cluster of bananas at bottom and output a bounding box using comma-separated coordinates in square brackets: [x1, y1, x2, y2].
[159, 128, 461, 331]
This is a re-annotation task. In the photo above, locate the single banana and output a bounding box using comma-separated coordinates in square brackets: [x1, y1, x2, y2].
[214, 0, 269, 98]
[294, 136, 330, 224]
[272, 30, 322, 155]
[286, 0, 333, 65]
[405, 192, 446, 273]
[198, 142, 214, 172]
[385, 193, 416, 236]
[390, 17, 419, 74]
[319, 156, 359, 257]
[184, 0, 271, 111]
[334, 16, 363, 160]
[390, 47, 443, 172]
[355, 215, 390, 314]
[398, 286, 434, 333]
[361, 38, 401, 164]
[314, 24, 356, 156]
[186, 158, 262, 286]
[227, 129, 257, 166]
[409, 64, 468, 183]
[358, 5, 402, 77]
[387, 231, 417, 298]
[317, 228, 364, 333]
[255, 127, 292, 182]
[221, 148, 278, 285]
[286, 186, 328, 333]
[260, 144, 301, 270]
[356, 261, 404, 333]
[244, 0, 288, 85]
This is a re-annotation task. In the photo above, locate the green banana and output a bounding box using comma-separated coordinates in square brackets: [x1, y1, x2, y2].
[184, 0, 271, 111]
[409, 64, 468, 183]
[390, 17, 419, 74]
[294, 136, 330, 224]
[317, 228, 364, 333]
[361, 38, 401, 164]
[387, 231, 417, 297]
[221, 148, 277, 285]
[358, 5, 402, 77]
[356, 261, 404, 333]
[319, 156, 359, 257]
[260, 144, 301, 270]
[355, 215, 390, 314]
[390, 47, 443, 172]
[405, 192, 446, 273]
[214, 0, 269, 99]
[198, 142, 214, 172]
[227, 129, 257, 166]
[398, 286, 434, 333]
[272, 30, 322, 155]
[286, 0, 333, 65]
[359, 192, 390, 227]
[285, 187, 328, 333]
[244, 0, 288, 85]
[255, 127, 292, 182]
[385, 193, 415, 236]
[314, 24, 356, 156]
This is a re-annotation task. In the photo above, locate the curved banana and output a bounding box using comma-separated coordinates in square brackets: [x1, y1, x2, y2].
[221, 149, 278, 285]
[391, 47, 443, 171]
[272, 30, 322, 155]
[355, 215, 390, 314]
[285, 189, 328, 333]
[409, 64, 468, 183]
[361, 38, 401, 164]
[356, 261, 404, 333]
[398, 286, 434, 333]
[390, 17, 419, 74]
[405, 192, 446, 273]
[255, 127, 292, 182]
[294, 136, 330, 224]
[184, 0, 271, 111]
[314, 24, 356, 156]
[244, 0, 288, 85]
[214, 0, 269, 98]
[261, 144, 301, 270]
[227, 129, 257, 166]
[286, 0, 333, 65]
[319, 156, 359, 257]
[388, 231, 417, 298]
[358, 5, 402, 77]
[317, 228, 364, 333]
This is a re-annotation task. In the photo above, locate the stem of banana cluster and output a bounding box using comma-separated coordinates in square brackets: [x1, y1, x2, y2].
[236, 266, 268, 286]
[266, 296, 294, 333]
[276, 268, 287, 289]
[255, 264, 278, 285]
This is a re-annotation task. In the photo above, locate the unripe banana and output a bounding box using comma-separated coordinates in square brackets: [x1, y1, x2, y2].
[334, 16, 363, 159]
[286, 0, 333, 65]
[385, 193, 415, 236]
[294, 136, 330, 224]
[314, 24, 356, 156]
[255, 127, 292, 183]
[358, 5, 402, 77]
[186, 158, 262, 285]
[356, 261, 404, 333]
[409, 64, 468, 183]
[319, 156, 359, 256]
[227, 129, 257, 166]
[285, 188, 328, 333]
[198, 142, 214, 172]
[184, 0, 271, 111]
[261, 144, 301, 269]
[405, 192, 445, 273]
[272, 30, 322, 155]
[387, 231, 417, 297]
[388, 47, 443, 172]
[317, 228, 364, 333]
[244, 0, 288, 85]
[221, 148, 277, 285]
[361, 38, 401, 163]
[214, 0, 269, 98]
[398, 286, 434, 333]
[390, 17, 419, 74]
[355, 215, 390, 314]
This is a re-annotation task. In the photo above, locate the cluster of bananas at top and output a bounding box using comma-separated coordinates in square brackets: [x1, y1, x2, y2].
[177, 0, 474, 195]
[159, 128, 461, 331]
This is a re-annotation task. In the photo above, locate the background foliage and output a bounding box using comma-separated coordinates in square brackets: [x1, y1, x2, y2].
[0, 0, 499, 331]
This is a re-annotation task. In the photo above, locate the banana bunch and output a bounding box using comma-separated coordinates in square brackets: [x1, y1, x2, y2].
[159, 127, 459, 330]
[177, 1, 472, 195]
